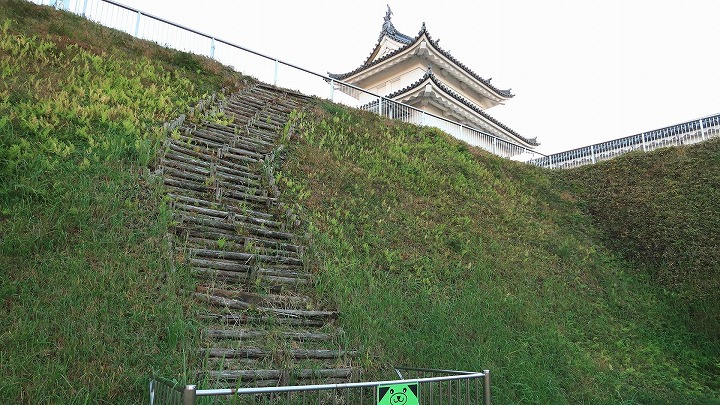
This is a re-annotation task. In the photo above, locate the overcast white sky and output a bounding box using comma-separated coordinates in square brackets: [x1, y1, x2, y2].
[118, 0, 720, 154]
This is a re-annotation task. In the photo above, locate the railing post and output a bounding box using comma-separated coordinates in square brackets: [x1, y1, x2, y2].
[421, 111, 425, 126]
[699, 118, 706, 140]
[641, 133, 647, 152]
[492, 138, 497, 155]
[149, 379, 155, 405]
[82, 0, 88, 17]
[210, 37, 215, 59]
[590, 145, 596, 164]
[273, 59, 278, 86]
[483, 370, 491, 405]
[379, 97, 383, 117]
[183, 384, 197, 405]
[329, 79, 334, 101]
[134, 11, 141, 37]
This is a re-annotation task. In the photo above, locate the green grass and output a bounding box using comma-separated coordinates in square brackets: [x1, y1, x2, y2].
[278, 104, 720, 403]
[2, 0, 718, 403]
[560, 139, 720, 340]
[0, 1, 248, 402]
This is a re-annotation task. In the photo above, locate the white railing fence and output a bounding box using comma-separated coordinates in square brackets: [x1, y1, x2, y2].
[31, 0, 543, 161]
[529, 114, 720, 168]
[34, 0, 718, 169]
[150, 368, 491, 405]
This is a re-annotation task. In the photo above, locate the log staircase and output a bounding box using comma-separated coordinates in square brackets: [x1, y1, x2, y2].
[159, 83, 359, 388]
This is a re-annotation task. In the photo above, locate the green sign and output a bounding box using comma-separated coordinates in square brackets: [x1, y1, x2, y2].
[377, 382, 419, 405]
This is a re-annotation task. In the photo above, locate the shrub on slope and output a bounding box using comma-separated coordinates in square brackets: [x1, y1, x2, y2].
[278, 103, 720, 404]
[0, 1, 246, 401]
[561, 139, 720, 339]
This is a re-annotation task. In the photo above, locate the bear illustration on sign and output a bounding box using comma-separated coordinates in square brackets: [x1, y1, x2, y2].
[377, 382, 418, 405]
[388, 387, 407, 404]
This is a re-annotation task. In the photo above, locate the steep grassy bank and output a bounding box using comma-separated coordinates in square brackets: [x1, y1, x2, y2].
[0, 1, 246, 402]
[560, 139, 720, 339]
[279, 103, 720, 403]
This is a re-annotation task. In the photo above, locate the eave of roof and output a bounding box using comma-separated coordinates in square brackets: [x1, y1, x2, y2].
[329, 23, 514, 99]
[384, 71, 538, 146]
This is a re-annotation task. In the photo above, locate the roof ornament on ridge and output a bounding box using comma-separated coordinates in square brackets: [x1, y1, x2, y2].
[380, 5, 397, 38]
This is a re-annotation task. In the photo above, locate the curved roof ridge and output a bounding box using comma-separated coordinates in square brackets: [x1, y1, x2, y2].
[328, 24, 514, 99]
[381, 71, 537, 146]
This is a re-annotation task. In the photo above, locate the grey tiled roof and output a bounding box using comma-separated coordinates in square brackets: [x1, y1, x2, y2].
[384, 71, 538, 146]
[329, 23, 514, 99]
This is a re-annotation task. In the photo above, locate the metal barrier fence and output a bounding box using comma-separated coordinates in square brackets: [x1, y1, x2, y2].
[529, 113, 720, 168]
[30, 0, 541, 161]
[150, 368, 491, 405]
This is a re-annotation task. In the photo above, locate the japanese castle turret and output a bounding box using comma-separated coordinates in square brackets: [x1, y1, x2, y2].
[329, 6, 538, 150]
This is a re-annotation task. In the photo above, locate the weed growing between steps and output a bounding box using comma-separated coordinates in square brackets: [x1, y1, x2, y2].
[278, 102, 720, 404]
[0, 1, 248, 401]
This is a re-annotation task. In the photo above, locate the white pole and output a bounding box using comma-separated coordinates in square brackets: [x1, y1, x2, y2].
[273, 60, 278, 86]
[134, 11, 141, 37]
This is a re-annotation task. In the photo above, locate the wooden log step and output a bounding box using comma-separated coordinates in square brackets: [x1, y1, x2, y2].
[182, 125, 233, 145]
[177, 136, 265, 165]
[167, 141, 219, 161]
[221, 188, 277, 206]
[166, 143, 257, 175]
[191, 268, 307, 289]
[162, 152, 262, 186]
[189, 257, 253, 272]
[256, 83, 314, 102]
[163, 166, 212, 185]
[175, 133, 265, 164]
[164, 168, 262, 197]
[256, 108, 289, 121]
[247, 127, 280, 139]
[254, 112, 287, 126]
[175, 215, 296, 243]
[162, 149, 211, 169]
[200, 121, 260, 141]
[177, 226, 302, 256]
[219, 149, 260, 166]
[193, 294, 336, 320]
[220, 106, 256, 121]
[203, 328, 333, 342]
[163, 177, 210, 194]
[223, 101, 258, 116]
[167, 193, 272, 216]
[198, 313, 327, 327]
[188, 128, 268, 159]
[183, 237, 299, 260]
[164, 173, 261, 199]
[256, 266, 310, 280]
[187, 257, 310, 282]
[174, 133, 225, 150]
[173, 202, 282, 229]
[168, 184, 272, 208]
[196, 286, 310, 307]
[187, 248, 302, 266]
[249, 120, 280, 132]
[201, 368, 354, 382]
[203, 347, 355, 360]
[161, 157, 212, 177]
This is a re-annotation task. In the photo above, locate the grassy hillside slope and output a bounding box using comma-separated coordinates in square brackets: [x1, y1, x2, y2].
[279, 103, 720, 404]
[561, 139, 720, 340]
[0, 1, 246, 402]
